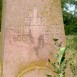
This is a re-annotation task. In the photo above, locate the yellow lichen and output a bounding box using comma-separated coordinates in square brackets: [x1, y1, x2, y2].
[17, 59, 48, 77]
[0, 63, 1, 77]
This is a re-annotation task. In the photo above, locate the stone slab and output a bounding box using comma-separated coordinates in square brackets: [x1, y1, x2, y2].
[2, 0, 65, 77]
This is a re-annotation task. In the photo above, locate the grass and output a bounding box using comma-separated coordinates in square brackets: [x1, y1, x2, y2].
[66, 35, 77, 77]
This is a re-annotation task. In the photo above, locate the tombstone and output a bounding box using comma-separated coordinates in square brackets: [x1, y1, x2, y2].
[2, 0, 65, 77]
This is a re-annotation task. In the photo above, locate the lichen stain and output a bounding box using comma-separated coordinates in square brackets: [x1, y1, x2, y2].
[16, 59, 48, 77]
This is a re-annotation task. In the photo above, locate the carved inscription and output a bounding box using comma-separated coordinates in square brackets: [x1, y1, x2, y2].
[6, 7, 63, 56]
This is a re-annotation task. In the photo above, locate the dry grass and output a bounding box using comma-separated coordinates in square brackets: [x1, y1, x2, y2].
[0, 32, 1, 49]
[0, 32, 2, 77]
[0, 32, 2, 61]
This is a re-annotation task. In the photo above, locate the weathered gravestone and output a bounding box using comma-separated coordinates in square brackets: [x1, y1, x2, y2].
[2, 0, 65, 77]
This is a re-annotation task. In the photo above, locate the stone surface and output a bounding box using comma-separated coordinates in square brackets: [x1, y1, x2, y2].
[2, 0, 65, 77]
